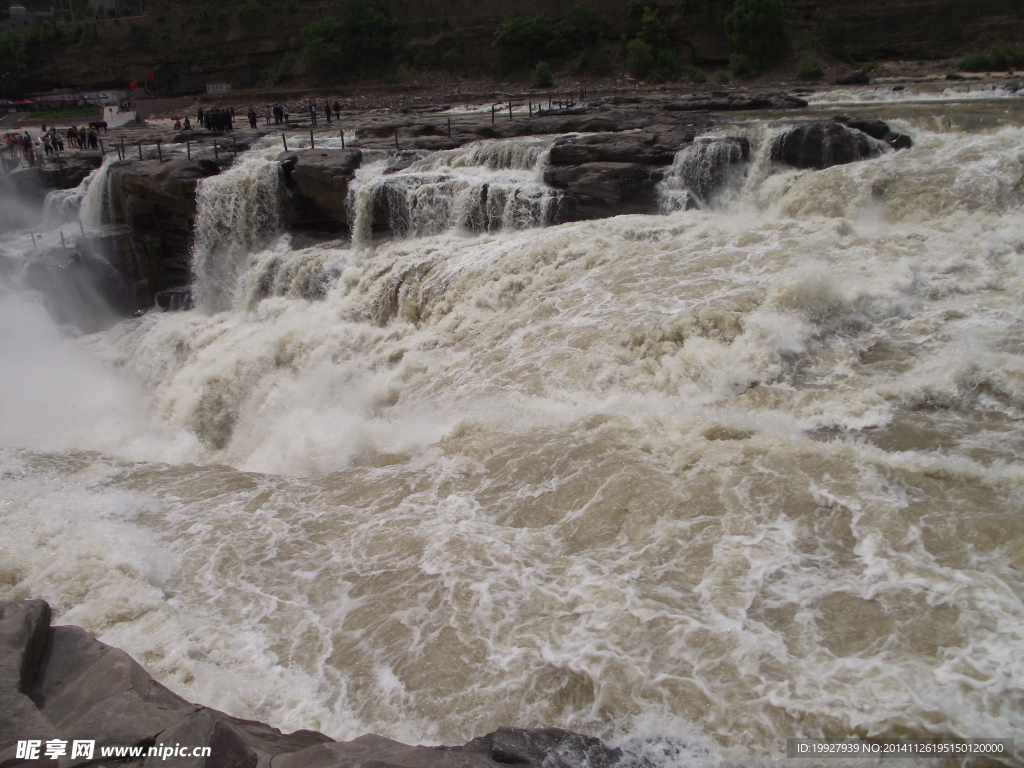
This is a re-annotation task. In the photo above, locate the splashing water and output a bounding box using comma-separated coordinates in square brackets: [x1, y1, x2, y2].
[191, 151, 284, 311]
[348, 139, 557, 245]
[2, 99, 1024, 768]
[659, 137, 750, 210]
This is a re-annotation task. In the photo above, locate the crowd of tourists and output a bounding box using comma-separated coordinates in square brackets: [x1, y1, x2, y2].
[3, 124, 100, 167]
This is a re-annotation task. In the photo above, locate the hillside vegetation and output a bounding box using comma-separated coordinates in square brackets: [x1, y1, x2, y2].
[1, 0, 1021, 98]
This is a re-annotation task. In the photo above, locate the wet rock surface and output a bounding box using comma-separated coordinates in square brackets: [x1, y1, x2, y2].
[105, 157, 223, 307]
[278, 149, 362, 231]
[0, 600, 625, 768]
[11, 95, 913, 314]
[769, 118, 912, 170]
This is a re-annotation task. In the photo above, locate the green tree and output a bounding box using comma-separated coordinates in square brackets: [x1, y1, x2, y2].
[493, 4, 603, 72]
[237, 0, 266, 31]
[531, 60, 554, 87]
[301, 0, 395, 80]
[638, 7, 669, 48]
[626, 38, 654, 79]
[724, 0, 786, 75]
[0, 31, 27, 97]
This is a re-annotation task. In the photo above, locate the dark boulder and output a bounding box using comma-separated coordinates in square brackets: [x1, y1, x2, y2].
[278, 148, 362, 230]
[456, 727, 622, 768]
[663, 92, 807, 112]
[544, 162, 664, 222]
[833, 116, 913, 151]
[107, 157, 222, 306]
[548, 132, 686, 166]
[770, 120, 911, 170]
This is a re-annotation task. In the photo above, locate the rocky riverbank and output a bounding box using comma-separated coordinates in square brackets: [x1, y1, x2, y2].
[1, 600, 626, 768]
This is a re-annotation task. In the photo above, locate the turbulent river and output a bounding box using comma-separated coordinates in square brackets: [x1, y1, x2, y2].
[2, 85, 1024, 766]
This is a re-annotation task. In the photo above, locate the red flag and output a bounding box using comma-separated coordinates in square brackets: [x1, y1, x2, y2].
[145, 72, 154, 81]
[128, 81, 137, 90]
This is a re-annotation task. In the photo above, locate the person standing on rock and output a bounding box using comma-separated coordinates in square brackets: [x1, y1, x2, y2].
[324, 101, 331, 123]
[283, 104, 289, 123]
[264, 105, 271, 125]
[248, 108, 258, 129]
[197, 107, 204, 127]
[309, 102, 317, 125]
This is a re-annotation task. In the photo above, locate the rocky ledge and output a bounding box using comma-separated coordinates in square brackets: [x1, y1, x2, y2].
[0, 600, 623, 768]
[10, 104, 911, 319]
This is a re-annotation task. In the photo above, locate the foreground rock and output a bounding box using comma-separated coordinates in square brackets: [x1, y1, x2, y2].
[0, 600, 623, 768]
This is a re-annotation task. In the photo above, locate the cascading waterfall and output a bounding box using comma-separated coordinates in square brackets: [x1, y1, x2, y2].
[77, 158, 117, 230]
[3, 95, 1024, 768]
[191, 151, 284, 311]
[658, 136, 751, 211]
[348, 139, 557, 245]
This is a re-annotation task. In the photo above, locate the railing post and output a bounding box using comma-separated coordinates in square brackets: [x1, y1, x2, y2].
[187, 140, 191, 160]
[310, 129, 314, 149]
[156, 140, 162, 162]
[137, 142, 142, 159]
[341, 130, 345, 149]
[282, 133, 288, 151]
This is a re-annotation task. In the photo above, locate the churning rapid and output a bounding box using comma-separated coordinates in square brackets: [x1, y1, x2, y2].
[2, 90, 1024, 767]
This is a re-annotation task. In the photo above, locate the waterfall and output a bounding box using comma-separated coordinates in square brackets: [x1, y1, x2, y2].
[347, 139, 557, 245]
[77, 159, 117, 230]
[191, 152, 284, 312]
[659, 137, 750, 211]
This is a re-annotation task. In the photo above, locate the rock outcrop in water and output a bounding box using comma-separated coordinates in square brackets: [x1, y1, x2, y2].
[0, 600, 623, 768]
[279, 149, 363, 231]
[104, 157, 224, 307]
[770, 118, 913, 170]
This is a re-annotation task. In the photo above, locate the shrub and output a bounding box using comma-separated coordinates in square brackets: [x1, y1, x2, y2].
[301, 0, 395, 80]
[684, 64, 707, 83]
[713, 68, 730, 83]
[492, 3, 603, 71]
[193, 4, 228, 32]
[493, 14, 553, 68]
[626, 38, 655, 79]
[820, 15, 844, 54]
[637, 6, 669, 48]
[958, 46, 1024, 72]
[532, 60, 555, 87]
[724, 0, 786, 74]
[798, 55, 823, 79]
[442, 47, 462, 71]
[237, 0, 266, 30]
